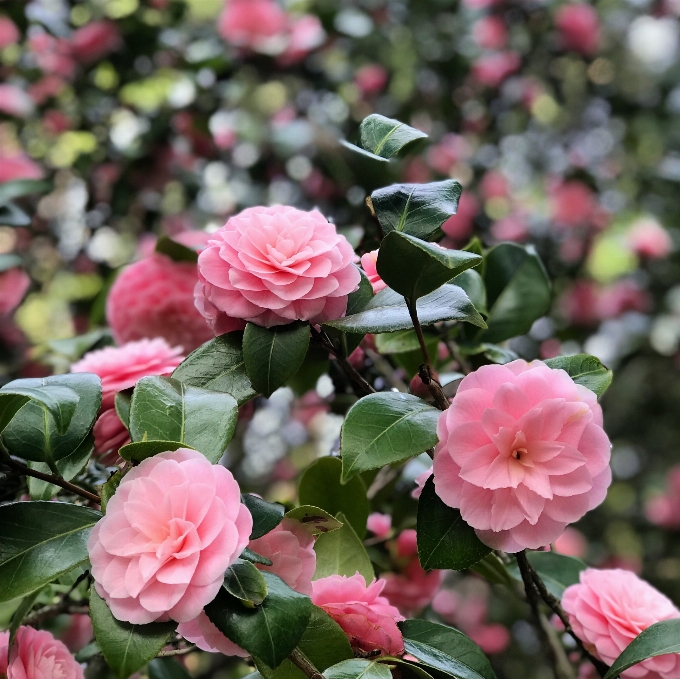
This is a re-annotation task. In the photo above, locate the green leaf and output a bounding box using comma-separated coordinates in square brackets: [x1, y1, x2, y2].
[340, 392, 439, 482]
[27, 434, 94, 500]
[0, 179, 51, 204]
[90, 589, 175, 679]
[543, 354, 613, 397]
[324, 285, 486, 335]
[172, 332, 256, 406]
[452, 270, 487, 316]
[0, 253, 22, 272]
[129, 376, 238, 463]
[242, 494, 285, 539]
[371, 180, 463, 241]
[400, 620, 496, 679]
[243, 322, 310, 398]
[205, 572, 313, 668]
[313, 512, 374, 584]
[2, 374, 101, 464]
[377, 232, 482, 302]
[359, 115, 428, 159]
[378, 657, 435, 679]
[603, 620, 680, 679]
[224, 559, 269, 607]
[325, 659, 392, 679]
[0, 501, 101, 602]
[9, 589, 43, 648]
[256, 606, 353, 679]
[480, 243, 551, 344]
[119, 440, 193, 464]
[375, 329, 439, 355]
[508, 552, 586, 599]
[101, 469, 123, 513]
[115, 392, 131, 429]
[155, 235, 199, 263]
[47, 329, 111, 361]
[299, 457, 370, 537]
[339, 140, 391, 164]
[148, 657, 192, 679]
[241, 547, 273, 566]
[417, 477, 491, 571]
[284, 506, 344, 536]
[470, 553, 514, 588]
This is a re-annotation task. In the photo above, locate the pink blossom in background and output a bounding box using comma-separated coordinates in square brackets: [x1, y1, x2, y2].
[480, 170, 510, 200]
[279, 15, 326, 65]
[0, 85, 35, 118]
[58, 614, 93, 652]
[196, 206, 360, 329]
[433, 360, 612, 552]
[91, 408, 131, 466]
[218, 0, 288, 53]
[553, 527, 587, 557]
[645, 467, 680, 529]
[491, 214, 529, 242]
[312, 573, 405, 656]
[0, 267, 30, 315]
[354, 64, 389, 96]
[360, 250, 387, 294]
[627, 218, 673, 259]
[549, 180, 598, 229]
[468, 624, 511, 655]
[28, 33, 76, 79]
[395, 529, 418, 558]
[177, 611, 247, 656]
[563, 569, 680, 679]
[411, 469, 433, 499]
[107, 250, 214, 353]
[0, 16, 20, 49]
[382, 559, 443, 617]
[248, 518, 316, 595]
[0, 153, 43, 183]
[441, 194, 479, 244]
[559, 281, 602, 326]
[427, 134, 472, 176]
[367, 512, 392, 538]
[89, 448, 252, 624]
[70, 21, 122, 63]
[0, 626, 84, 679]
[471, 51, 521, 87]
[28, 75, 67, 105]
[555, 4, 601, 56]
[596, 280, 651, 319]
[472, 16, 508, 50]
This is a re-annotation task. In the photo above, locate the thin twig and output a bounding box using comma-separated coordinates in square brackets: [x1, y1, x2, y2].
[364, 348, 408, 392]
[289, 648, 324, 679]
[23, 604, 89, 627]
[156, 644, 198, 657]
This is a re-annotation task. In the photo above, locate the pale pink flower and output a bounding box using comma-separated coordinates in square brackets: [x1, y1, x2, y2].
[70, 21, 122, 63]
[312, 573, 405, 656]
[555, 4, 601, 56]
[0, 85, 35, 118]
[107, 251, 215, 353]
[177, 612, 247, 656]
[563, 569, 680, 679]
[195, 206, 360, 329]
[0, 153, 43, 183]
[471, 51, 521, 87]
[0, 626, 84, 679]
[411, 469, 433, 499]
[627, 218, 673, 259]
[645, 467, 680, 529]
[360, 250, 386, 294]
[549, 180, 598, 229]
[218, 0, 288, 53]
[28, 33, 76, 79]
[58, 614, 93, 652]
[248, 518, 316, 596]
[491, 214, 529, 243]
[382, 560, 443, 617]
[279, 15, 325, 65]
[553, 527, 587, 557]
[0, 267, 30, 315]
[88, 448, 252, 624]
[367, 512, 392, 538]
[354, 64, 389, 96]
[0, 16, 20, 49]
[433, 360, 612, 552]
[441, 194, 479, 245]
[472, 16, 508, 50]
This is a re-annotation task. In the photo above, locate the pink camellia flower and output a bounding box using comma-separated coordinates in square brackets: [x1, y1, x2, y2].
[0, 153, 43, 183]
[411, 468, 433, 499]
[0, 626, 84, 679]
[472, 16, 508, 50]
[427, 134, 472, 176]
[433, 360, 612, 552]
[441, 194, 479, 245]
[28, 33, 76, 79]
[59, 614, 93, 652]
[471, 51, 521, 87]
[107, 250, 215, 353]
[555, 4, 601, 56]
[367, 512, 392, 538]
[218, 0, 288, 53]
[0, 267, 30, 315]
[627, 218, 673, 259]
[645, 467, 680, 529]
[195, 206, 360, 329]
[312, 573, 405, 657]
[88, 448, 252, 624]
[248, 518, 316, 596]
[0, 16, 20, 49]
[550, 180, 598, 229]
[563, 569, 680, 679]
[177, 612, 247, 656]
[354, 64, 389, 96]
[279, 14, 326, 65]
[70, 20, 122, 63]
[0, 85, 35, 118]
[360, 250, 387, 294]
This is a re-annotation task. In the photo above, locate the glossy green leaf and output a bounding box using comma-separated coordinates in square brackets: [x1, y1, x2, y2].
[9, 589, 42, 648]
[2, 374, 101, 464]
[604, 620, 680, 679]
[340, 392, 439, 482]
[119, 440, 192, 464]
[325, 659, 392, 679]
[205, 572, 313, 668]
[375, 329, 439, 354]
[224, 558, 268, 607]
[172, 332, 256, 406]
[148, 657, 192, 679]
[324, 285, 486, 335]
[400, 620, 496, 679]
[417, 477, 491, 571]
[100, 469, 123, 514]
[371, 180, 463, 241]
[115, 392, 131, 429]
[0, 502, 101, 602]
[155, 235, 199, 263]
[470, 553, 514, 588]
[129, 376, 237, 463]
[256, 606, 353, 679]
[241, 547, 273, 567]
[543, 354, 613, 397]
[284, 506, 343, 536]
[243, 322, 310, 398]
[339, 140, 391, 163]
[359, 115, 428, 159]
[313, 512, 374, 584]
[377, 232, 482, 302]
[480, 243, 551, 343]
[242, 493, 285, 539]
[90, 589, 175, 679]
[47, 329, 111, 361]
[451, 270, 486, 315]
[515, 552, 587, 599]
[299, 457, 370, 537]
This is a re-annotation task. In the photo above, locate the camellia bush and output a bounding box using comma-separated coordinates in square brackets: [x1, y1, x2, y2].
[2, 111, 680, 679]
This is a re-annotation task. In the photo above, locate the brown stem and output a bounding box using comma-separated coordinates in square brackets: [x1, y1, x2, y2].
[407, 299, 431, 366]
[156, 645, 197, 657]
[289, 648, 324, 679]
[23, 604, 89, 627]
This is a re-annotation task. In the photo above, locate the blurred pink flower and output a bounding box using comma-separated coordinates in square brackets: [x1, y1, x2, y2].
[177, 611, 248, 656]
[472, 51, 521, 87]
[491, 214, 529, 242]
[645, 467, 680, 529]
[382, 560, 443, 617]
[89, 448, 252, 624]
[28, 75, 67, 105]
[70, 20, 122, 63]
[433, 360, 612, 552]
[354, 64, 389, 96]
[28, 33, 76, 79]
[0, 267, 30, 315]
[92, 408, 131, 466]
[480, 170, 509, 200]
[218, 0, 288, 53]
[427, 134, 472, 175]
[367, 512, 392, 538]
[279, 15, 326, 65]
[360, 250, 387, 294]
[596, 280, 651, 319]
[0, 16, 20, 49]
[312, 573, 405, 656]
[441, 194, 479, 245]
[0, 85, 34, 118]
[468, 624, 511, 655]
[0, 153, 43, 183]
[58, 614, 93, 652]
[553, 527, 587, 557]
[563, 569, 680, 679]
[549, 180, 598, 229]
[555, 4, 601, 56]
[627, 218, 673, 259]
[472, 16, 508, 50]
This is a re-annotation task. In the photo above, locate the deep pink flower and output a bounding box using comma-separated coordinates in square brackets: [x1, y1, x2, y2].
[360, 250, 386, 294]
[28, 33, 76, 79]
[107, 251, 214, 353]
[555, 4, 601, 56]
[441, 194, 479, 245]
[0, 153, 43, 183]
[427, 134, 472, 175]
[92, 408, 130, 466]
[382, 560, 443, 617]
[0, 85, 34, 118]
[0, 16, 20, 49]
[472, 16, 508, 50]
[88, 448, 252, 624]
[218, 0, 288, 53]
[312, 573, 405, 656]
[279, 15, 325, 65]
[248, 518, 316, 596]
[471, 51, 521, 87]
[433, 360, 612, 552]
[58, 614, 93, 653]
[563, 569, 680, 679]
[0, 267, 30, 315]
[354, 64, 389, 96]
[70, 21, 122, 63]
[627, 218, 673, 259]
[195, 206, 360, 329]
[0, 626, 84, 679]
[549, 180, 597, 228]
[367, 512, 392, 538]
[177, 612, 247, 656]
